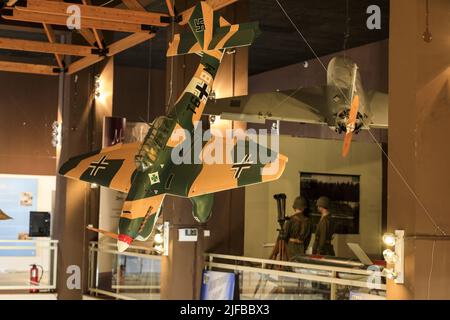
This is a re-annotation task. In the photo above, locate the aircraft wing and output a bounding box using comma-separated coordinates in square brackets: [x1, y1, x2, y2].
[0, 209, 12, 220]
[59, 142, 140, 193]
[168, 136, 288, 198]
[366, 91, 388, 128]
[204, 87, 328, 124]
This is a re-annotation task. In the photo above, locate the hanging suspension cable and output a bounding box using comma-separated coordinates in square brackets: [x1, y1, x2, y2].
[274, 0, 447, 236]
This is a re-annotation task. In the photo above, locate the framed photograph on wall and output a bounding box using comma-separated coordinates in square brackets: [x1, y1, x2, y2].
[300, 172, 360, 234]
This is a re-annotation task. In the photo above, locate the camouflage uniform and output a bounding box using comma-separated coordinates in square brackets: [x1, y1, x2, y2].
[284, 212, 312, 259]
[312, 214, 335, 256]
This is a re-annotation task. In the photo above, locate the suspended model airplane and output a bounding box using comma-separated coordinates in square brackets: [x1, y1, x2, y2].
[205, 56, 389, 157]
[0, 209, 12, 220]
[59, 1, 287, 252]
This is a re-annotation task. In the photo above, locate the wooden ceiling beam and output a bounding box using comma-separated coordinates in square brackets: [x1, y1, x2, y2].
[42, 23, 64, 68]
[19, 0, 169, 27]
[0, 60, 58, 75]
[66, 32, 156, 75]
[5, 0, 18, 6]
[47, 0, 101, 47]
[107, 32, 155, 56]
[3, 9, 161, 33]
[81, 0, 104, 49]
[0, 37, 95, 56]
[77, 28, 97, 46]
[0, 0, 163, 76]
[67, 32, 154, 75]
[121, 0, 146, 11]
[67, 55, 104, 75]
[165, 0, 175, 17]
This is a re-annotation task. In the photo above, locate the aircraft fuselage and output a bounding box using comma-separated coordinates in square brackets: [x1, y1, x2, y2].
[325, 56, 372, 134]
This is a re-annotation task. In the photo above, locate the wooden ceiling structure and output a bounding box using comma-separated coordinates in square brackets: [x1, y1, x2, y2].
[0, 0, 238, 76]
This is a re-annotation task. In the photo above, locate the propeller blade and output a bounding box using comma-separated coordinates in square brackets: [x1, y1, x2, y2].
[341, 95, 359, 157]
[342, 132, 353, 157]
[348, 95, 359, 126]
[86, 225, 119, 240]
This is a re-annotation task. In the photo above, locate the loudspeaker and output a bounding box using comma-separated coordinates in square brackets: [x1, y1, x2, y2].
[29, 212, 51, 237]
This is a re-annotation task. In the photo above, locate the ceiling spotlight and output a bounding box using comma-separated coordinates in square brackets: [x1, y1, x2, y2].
[382, 233, 397, 247]
[154, 233, 163, 245]
[383, 249, 398, 264]
[154, 244, 164, 253]
[382, 230, 405, 284]
[51, 121, 62, 148]
[303, 61, 309, 68]
[94, 75, 101, 98]
[384, 268, 398, 280]
[271, 121, 278, 131]
[156, 224, 164, 233]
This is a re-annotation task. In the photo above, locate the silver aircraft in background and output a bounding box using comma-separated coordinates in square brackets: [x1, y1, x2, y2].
[205, 56, 388, 156]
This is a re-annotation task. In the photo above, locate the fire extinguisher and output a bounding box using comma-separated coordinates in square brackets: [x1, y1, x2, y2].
[29, 264, 43, 293]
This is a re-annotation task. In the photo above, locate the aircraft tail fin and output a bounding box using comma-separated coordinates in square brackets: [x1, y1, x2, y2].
[167, 1, 260, 57]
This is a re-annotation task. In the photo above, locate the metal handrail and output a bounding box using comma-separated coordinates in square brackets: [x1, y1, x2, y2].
[89, 241, 162, 259]
[89, 247, 162, 260]
[0, 240, 58, 244]
[88, 241, 162, 300]
[204, 253, 387, 293]
[89, 241, 159, 253]
[205, 253, 383, 276]
[0, 239, 58, 291]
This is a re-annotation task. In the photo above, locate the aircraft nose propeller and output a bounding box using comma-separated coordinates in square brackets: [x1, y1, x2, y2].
[117, 234, 133, 253]
[342, 95, 360, 157]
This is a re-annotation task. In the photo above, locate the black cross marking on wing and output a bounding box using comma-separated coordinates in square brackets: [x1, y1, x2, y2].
[88, 156, 109, 176]
[231, 154, 253, 179]
[195, 82, 209, 100]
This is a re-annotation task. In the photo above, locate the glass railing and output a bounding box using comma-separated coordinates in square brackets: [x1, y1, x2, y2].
[0, 239, 58, 292]
[88, 241, 162, 300]
[204, 254, 386, 300]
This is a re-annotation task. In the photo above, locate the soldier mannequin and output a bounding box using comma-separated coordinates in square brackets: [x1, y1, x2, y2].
[283, 196, 312, 260]
[312, 196, 335, 256]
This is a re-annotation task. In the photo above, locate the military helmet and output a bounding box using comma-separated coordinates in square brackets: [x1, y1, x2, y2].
[316, 196, 330, 209]
[293, 196, 308, 210]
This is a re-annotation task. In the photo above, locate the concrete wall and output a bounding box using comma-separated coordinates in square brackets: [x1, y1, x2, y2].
[245, 135, 382, 259]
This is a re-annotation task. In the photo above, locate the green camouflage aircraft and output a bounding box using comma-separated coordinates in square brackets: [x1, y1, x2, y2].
[59, 1, 288, 252]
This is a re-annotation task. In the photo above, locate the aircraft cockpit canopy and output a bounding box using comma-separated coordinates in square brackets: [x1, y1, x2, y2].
[135, 116, 175, 172]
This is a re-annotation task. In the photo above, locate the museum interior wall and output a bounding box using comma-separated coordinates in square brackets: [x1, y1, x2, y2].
[113, 66, 166, 122]
[249, 40, 389, 94]
[245, 136, 382, 259]
[0, 72, 58, 175]
[388, 0, 450, 299]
